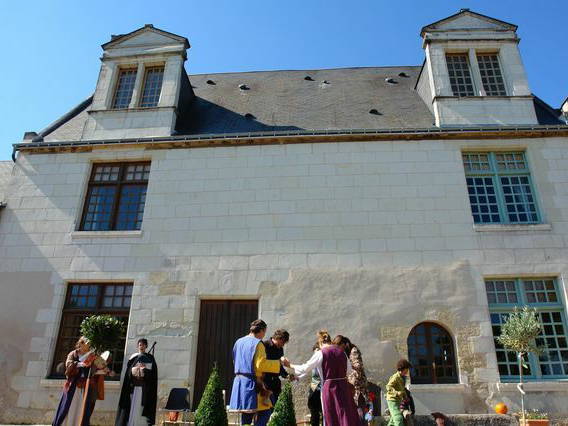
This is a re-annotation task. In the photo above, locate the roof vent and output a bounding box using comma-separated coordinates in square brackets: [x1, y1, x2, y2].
[398, 72, 409, 78]
[369, 109, 382, 115]
[385, 78, 398, 85]
[304, 76, 314, 81]
[321, 80, 330, 85]
[244, 113, 255, 119]
[239, 84, 250, 91]
[206, 80, 216, 85]
[459, 8, 470, 12]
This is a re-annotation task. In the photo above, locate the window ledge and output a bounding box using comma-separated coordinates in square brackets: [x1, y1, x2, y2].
[88, 106, 175, 114]
[40, 378, 121, 389]
[409, 383, 467, 392]
[473, 223, 551, 232]
[71, 230, 143, 239]
[497, 381, 568, 392]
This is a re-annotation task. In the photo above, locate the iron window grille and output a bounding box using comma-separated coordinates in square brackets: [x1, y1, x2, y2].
[446, 54, 475, 97]
[112, 69, 137, 109]
[486, 278, 568, 380]
[80, 162, 150, 231]
[477, 54, 507, 96]
[50, 283, 132, 378]
[463, 151, 540, 224]
[139, 66, 164, 108]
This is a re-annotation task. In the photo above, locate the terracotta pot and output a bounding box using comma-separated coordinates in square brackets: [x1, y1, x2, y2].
[519, 420, 549, 426]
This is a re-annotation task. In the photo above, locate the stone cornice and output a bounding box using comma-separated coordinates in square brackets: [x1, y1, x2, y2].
[13, 126, 568, 156]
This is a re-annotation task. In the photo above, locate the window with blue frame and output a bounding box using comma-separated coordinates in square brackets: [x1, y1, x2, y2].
[462, 152, 540, 224]
[486, 278, 568, 380]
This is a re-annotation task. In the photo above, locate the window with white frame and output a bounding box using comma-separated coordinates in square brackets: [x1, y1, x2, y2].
[477, 54, 507, 96]
[486, 277, 568, 380]
[112, 68, 137, 109]
[446, 54, 475, 97]
[462, 151, 540, 224]
[139, 66, 164, 108]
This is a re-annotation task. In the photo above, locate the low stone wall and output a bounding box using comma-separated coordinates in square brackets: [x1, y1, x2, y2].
[376, 415, 517, 425]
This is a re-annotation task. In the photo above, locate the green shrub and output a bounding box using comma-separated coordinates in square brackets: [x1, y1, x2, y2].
[268, 382, 296, 426]
[195, 366, 228, 426]
[80, 315, 125, 354]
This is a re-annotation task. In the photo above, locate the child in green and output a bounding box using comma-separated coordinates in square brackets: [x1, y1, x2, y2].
[386, 359, 411, 426]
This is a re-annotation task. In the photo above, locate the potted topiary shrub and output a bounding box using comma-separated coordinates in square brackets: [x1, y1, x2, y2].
[497, 307, 546, 426]
[80, 314, 125, 355]
[267, 382, 296, 426]
[194, 365, 228, 426]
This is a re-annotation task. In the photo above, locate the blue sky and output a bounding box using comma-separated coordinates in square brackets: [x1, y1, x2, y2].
[1, 0, 566, 161]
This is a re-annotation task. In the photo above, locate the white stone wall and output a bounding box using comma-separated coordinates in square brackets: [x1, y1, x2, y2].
[85, 28, 187, 141]
[1, 137, 568, 422]
[0, 160, 12, 202]
[423, 19, 539, 126]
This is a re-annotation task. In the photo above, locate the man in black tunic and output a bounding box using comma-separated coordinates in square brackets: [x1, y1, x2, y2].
[262, 329, 290, 407]
[115, 338, 158, 425]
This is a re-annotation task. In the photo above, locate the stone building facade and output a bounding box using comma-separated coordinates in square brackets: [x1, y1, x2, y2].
[1, 9, 568, 424]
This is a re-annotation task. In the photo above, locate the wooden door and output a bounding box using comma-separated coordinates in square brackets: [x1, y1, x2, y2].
[193, 299, 258, 409]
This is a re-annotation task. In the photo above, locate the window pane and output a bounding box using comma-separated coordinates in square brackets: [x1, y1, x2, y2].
[446, 54, 475, 97]
[538, 311, 568, 376]
[139, 67, 164, 108]
[477, 54, 507, 96]
[496, 152, 527, 171]
[466, 177, 500, 223]
[81, 186, 117, 231]
[485, 280, 518, 305]
[463, 153, 491, 172]
[500, 175, 538, 223]
[112, 69, 137, 109]
[93, 164, 120, 182]
[116, 185, 147, 230]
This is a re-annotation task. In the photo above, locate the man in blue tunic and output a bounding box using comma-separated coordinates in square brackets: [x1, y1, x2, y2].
[230, 319, 282, 426]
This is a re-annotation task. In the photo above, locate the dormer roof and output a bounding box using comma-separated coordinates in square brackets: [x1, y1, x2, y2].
[420, 9, 517, 37]
[101, 24, 190, 50]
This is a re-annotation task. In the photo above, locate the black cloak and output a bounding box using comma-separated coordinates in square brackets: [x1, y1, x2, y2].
[115, 352, 158, 425]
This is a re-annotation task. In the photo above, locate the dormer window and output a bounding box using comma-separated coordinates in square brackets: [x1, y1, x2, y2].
[140, 66, 164, 108]
[446, 54, 475, 97]
[476, 54, 506, 96]
[112, 68, 137, 109]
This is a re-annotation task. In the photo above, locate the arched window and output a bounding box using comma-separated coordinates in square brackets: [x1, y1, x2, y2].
[407, 322, 458, 384]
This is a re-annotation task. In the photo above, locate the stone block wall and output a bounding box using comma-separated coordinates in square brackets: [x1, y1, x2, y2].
[1, 137, 568, 422]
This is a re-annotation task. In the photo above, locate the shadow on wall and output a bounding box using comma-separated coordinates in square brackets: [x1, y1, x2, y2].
[0, 160, 58, 423]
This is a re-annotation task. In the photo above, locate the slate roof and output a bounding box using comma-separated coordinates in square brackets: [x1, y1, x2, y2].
[178, 66, 435, 134]
[41, 65, 563, 143]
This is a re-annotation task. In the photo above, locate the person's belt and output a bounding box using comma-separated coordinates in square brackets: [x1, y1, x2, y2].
[235, 372, 255, 378]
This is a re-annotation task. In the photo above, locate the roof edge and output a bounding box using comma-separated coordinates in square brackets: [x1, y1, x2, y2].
[13, 125, 568, 155]
[420, 9, 518, 37]
[31, 96, 93, 142]
[102, 25, 190, 50]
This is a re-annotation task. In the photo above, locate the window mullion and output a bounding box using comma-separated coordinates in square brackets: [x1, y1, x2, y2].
[490, 153, 508, 224]
[110, 164, 125, 230]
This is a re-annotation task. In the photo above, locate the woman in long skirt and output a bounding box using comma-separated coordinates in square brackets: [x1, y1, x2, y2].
[290, 330, 359, 426]
[52, 337, 108, 426]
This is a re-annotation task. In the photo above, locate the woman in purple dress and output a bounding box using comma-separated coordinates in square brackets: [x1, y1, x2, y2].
[290, 331, 359, 426]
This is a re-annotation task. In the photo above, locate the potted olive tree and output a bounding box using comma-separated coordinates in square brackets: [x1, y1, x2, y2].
[497, 307, 548, 426]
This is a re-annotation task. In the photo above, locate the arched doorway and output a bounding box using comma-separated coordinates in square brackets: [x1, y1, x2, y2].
[407, 322, 458, 384]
